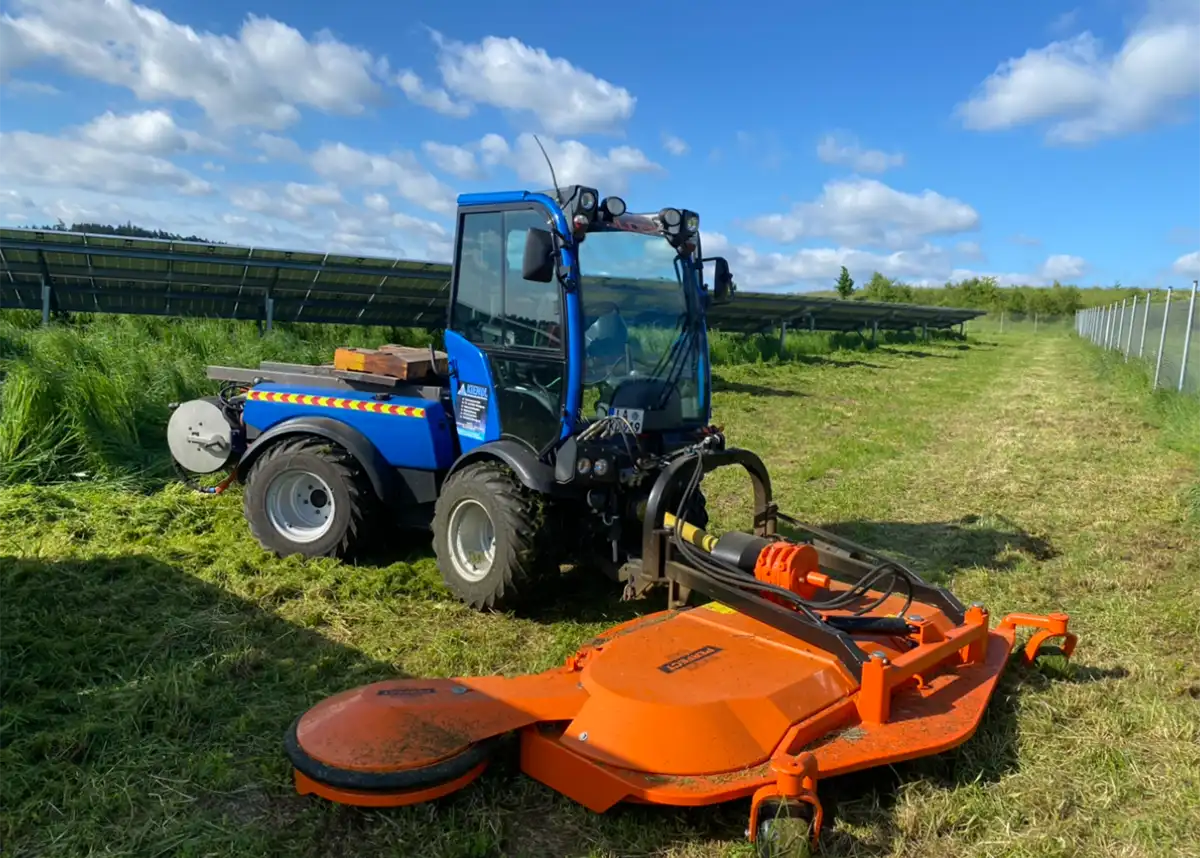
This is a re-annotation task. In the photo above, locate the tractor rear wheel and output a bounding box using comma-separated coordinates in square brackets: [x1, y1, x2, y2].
[243, 435, 375, 559]
[432, 461, 551, 611]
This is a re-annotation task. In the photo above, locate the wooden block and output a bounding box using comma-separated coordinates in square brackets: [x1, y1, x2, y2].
[333, 346, 447, 380]
[378, 344, 449, 374]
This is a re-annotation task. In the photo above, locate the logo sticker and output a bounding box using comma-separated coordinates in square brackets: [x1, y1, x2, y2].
[658, 645, 722, 674]
[376, 687, 437, 697]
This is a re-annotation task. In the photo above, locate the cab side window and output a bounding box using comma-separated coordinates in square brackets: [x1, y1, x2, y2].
[451, 211, 505, 346]
[503, 209, 561, 351]
[451, 208, 561, 351]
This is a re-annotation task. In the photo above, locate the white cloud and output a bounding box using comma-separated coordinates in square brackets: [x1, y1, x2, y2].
[327, 211, 452, 261]
[955, 241, 984, 260]
[228, 181, 348, 226]
[744, 178, 980, 249]
[309, 142, 457, 215]
[1, 0, 388, 129]
[0, 16, 37, 79]
[222, 182, 450, 260]
[363, 193, 390, 214]
[1173, 250, 1200, 276]
[421, 141, 483, 180]
[253, 133, 305, 163]
[479, 133, 511, 167]
[816, 133, 905, 173]
[79, 109, 220, 156]
[1039, 253, 1088, 280]
[485, 133, 662, 194]
[400, 31, 636, 135]
[2, 77, 59, 95]
[700, 229, 1059, 292]
[1, 188, 38, 221]
[395, 70, 472, 118]
[230, 187, 308, 222]
[662, 134, 689, 156]
[700, 239, 959, 291]
[0, 130, 213, 198]
[1050, 9, 1081, 35]
[957, 0, 1200, 143]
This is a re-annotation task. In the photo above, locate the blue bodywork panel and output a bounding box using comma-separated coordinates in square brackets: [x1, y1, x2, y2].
[443, 330, 502, 453]
[242, 384, 456, 470]
[455, 190, 583, 439]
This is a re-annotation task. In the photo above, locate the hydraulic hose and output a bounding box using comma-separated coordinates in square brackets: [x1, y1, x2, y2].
[664, 448, 919, 624]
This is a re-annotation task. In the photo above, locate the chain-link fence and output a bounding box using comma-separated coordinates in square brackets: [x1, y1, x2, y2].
[1075, 281, 1199, 397]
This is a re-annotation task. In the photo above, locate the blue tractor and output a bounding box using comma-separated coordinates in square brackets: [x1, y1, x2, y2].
[166, 186, 736, 610]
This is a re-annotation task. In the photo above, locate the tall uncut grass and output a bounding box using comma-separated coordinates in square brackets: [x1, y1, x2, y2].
[0, 314, 434, 485]
[0, 311, 946, 486]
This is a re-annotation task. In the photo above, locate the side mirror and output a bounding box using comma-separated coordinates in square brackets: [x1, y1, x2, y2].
[522, 227, 556, 283]
[710, 256, 735, 303]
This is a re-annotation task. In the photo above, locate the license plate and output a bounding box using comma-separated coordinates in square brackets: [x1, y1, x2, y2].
[607, 407, 644, 434]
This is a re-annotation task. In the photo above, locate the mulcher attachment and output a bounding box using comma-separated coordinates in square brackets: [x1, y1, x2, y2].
[285, 444, 1078, 854]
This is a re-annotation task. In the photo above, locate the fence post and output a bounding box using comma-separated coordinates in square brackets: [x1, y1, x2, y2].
[1153, 288, 1172, 389]
[40, 275, 51, 325]
[1138, 290, 1150, 357]
[1123, 297, 1132, 357]
[1179, 280, 1197, 393]
[1124, 295, 1137, 359]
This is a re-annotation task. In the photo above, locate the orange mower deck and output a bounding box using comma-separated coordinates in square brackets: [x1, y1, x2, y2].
[286, 582, 1075, 851]
[284, 445, 1077, 853]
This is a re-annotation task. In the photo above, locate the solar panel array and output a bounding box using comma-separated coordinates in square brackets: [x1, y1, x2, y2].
[0, 228, 984, 334]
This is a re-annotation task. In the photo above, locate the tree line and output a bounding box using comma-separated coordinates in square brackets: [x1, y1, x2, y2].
[35, 220, 218, 244]
[831, 267, 1170, 316]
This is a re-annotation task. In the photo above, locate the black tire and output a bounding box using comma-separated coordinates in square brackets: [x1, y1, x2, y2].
[432, 461, 551, 611]
[755, 801, 814, 857]
[243, 435, 375, 559]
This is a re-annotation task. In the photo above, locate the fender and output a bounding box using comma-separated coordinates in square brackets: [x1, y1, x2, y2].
[446, 439, 556, 495]
[236, 416, 399, 503]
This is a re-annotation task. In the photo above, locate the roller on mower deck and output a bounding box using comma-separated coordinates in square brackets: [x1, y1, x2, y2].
[284, 439, 1078, 855]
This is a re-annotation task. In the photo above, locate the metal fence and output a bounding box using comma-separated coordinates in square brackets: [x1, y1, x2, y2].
[1075, 280, 1199, 397]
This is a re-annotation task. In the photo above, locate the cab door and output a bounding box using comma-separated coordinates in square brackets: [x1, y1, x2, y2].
[446, 204, 566, 456]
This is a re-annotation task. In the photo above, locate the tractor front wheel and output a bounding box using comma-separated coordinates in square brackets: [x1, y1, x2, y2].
[432, 461, 550, 611]
[243, 436, 375, 559]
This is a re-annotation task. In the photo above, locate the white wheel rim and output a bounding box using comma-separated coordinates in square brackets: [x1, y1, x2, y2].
[447, 498, 495, 582]
[265, 469, 336, 544]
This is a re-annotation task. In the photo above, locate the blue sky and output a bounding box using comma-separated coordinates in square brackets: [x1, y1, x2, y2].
[1, 0, 1197, 292]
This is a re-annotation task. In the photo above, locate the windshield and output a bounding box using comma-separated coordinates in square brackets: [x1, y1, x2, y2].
[577, 228, 703, 424]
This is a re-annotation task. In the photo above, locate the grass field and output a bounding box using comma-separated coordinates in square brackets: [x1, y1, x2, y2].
[3, 323, 1199, 858]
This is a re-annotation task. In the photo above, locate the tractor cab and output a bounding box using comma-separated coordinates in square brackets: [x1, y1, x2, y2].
[444, 185, 734, 468]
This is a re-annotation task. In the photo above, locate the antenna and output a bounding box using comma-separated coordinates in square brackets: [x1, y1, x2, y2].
[532, 134, 564, 207]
